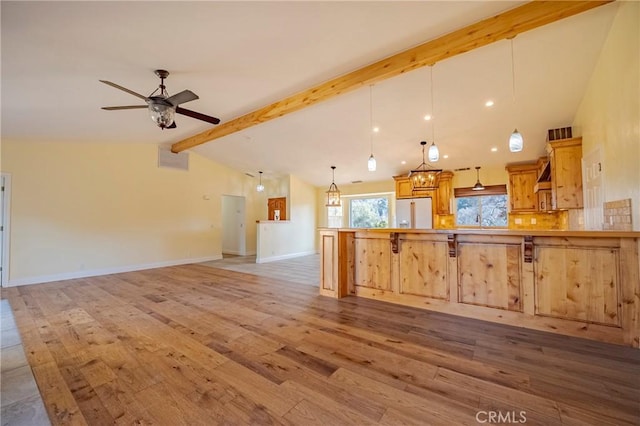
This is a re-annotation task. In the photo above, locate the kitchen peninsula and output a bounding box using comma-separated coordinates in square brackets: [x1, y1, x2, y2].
[318, 228, 640, 348]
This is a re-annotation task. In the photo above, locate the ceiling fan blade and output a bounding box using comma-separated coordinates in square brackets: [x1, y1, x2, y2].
[99, 80, 147, 100]
[101, 105, 148, 110]
[166, 90, 199, 106]
[167, 122, 177, 129]
[176, 106, 220, 125]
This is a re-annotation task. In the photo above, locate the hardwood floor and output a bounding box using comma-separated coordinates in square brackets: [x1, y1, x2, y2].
[1, 264, 639, 425]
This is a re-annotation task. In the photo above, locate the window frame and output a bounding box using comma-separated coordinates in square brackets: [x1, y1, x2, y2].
[454, 184, 508, 229]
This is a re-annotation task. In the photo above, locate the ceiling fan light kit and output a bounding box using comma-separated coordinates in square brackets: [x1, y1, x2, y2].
[100, 69, 220, 130]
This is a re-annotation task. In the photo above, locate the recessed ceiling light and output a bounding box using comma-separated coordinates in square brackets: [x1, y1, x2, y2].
[373, 126, 379, 133]
[401, 160, 406, 165]
[424, 114, 432, 121]
[443, 154, 449, 159]
[491, 147, 498, 152]
[485, 100, 494, 107]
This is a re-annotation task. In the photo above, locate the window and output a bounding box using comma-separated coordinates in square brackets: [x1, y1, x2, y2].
[349, 196, 389, 228]
[327, 205, 343, 228]
[455, 185, 508, 228]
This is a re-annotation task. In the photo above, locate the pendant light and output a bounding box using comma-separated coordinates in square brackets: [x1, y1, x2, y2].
[508, 38, 523, 152]
[325, 166, 341, 207]
[256, 171, 265, 192]
[367, 85, 377, 171]
[472, 166, 485, 191]
[409, 141, 442, 192]
[427, 65, 440, 162]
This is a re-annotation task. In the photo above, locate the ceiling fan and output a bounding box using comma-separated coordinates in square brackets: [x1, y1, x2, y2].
[100, 69, 220, 129]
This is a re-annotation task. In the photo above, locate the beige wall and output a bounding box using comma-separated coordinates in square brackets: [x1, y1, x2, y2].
[315, 179, 395, 228]
[257, 174, 317, 262]
[573, 1, 640, 231]
[1, 141, 262, 285]
[451, 165, 508, 189]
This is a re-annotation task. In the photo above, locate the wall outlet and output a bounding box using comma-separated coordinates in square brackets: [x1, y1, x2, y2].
[531, 218, 537, 225]
[515, 218, 523, 225]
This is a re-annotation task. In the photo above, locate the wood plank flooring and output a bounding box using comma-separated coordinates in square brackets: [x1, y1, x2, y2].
[1, 263, 639, 425]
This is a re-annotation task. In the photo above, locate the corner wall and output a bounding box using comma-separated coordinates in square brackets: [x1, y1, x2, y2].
[1, 141, 261, 285]
[573, 1, 640, 230]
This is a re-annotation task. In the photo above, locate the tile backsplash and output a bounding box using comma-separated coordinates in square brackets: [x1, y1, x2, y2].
[603, 198, 633, 231]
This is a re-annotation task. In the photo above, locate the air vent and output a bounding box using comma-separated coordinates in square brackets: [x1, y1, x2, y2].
[547, 126, 572, 141]
[158, 147, 189, 171]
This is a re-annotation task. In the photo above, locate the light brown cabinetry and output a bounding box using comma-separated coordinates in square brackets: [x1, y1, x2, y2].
[267, 197, 287, 220]
[393, 175, 414, 199]
[319, 228, 640, 347]
[548, 137, 583, 209]
[436, 171, 454, 215]
[538, 189, 552, 212]
[506, 164, 538, 212]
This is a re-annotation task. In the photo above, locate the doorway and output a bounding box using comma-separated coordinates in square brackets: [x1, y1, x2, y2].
[221, 195, 246, 255]
[1, 174, 10, 287]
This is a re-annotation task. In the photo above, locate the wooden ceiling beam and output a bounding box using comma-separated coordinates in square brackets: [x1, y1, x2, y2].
[171, 1, 612, 153]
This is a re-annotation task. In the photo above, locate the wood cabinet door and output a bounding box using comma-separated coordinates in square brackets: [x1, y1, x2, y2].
[267, 197, 287, 220]
[436, 172, 453, 215]
[538, 190, 552, 212]
[508, 170, 538, 212]
[554, 145, 583, 209]
[395, 177, 413, 199]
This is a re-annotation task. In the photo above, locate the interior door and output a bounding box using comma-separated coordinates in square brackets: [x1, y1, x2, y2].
[582, 147, 604, 230]
[268, 197, 287, 220]
[221, 195, 246, 255]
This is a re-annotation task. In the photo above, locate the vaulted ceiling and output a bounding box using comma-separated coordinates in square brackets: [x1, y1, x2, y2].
[1, 1, 619, 186]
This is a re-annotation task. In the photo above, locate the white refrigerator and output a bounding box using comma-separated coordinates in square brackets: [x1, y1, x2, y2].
[395, 198, 433, 229]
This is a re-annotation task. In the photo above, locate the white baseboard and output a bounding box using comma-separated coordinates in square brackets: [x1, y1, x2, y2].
[256, 250, 317, 264]
[6, 255, 223, 287]
[222, 250, 257, 256]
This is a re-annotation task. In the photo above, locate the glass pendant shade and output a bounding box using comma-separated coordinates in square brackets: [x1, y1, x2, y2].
[148, 103, 175, 129]
[428, 142, 439, 162]
[409, 141, 442, 192]
[368, 154, 377, 172]
[509, 129, 523, 152]
[325, 166, 341, 207]
[256, 171, 264, 192]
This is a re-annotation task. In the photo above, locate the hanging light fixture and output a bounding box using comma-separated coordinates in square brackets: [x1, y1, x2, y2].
[472, 166, 485, 191]
[147, 70, 176, 129]
[367, 85, 377, 172]
[508, 37, 523, 152]
[256, 171, 265, 192]
[409, 141, 442, 192]
[427, 65, 440, 162]
[325, 166, 341, 207]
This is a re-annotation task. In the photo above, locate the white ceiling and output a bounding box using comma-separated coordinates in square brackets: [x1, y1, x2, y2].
[1, 1, 618, 187]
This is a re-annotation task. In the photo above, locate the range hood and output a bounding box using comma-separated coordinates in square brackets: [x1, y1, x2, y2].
[534, 161, 551, 193]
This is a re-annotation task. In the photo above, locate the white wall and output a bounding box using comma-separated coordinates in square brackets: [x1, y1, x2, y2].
[256, 174, 317, 263]
[573, 1, 640, 230]
[1, 141, 262, 285]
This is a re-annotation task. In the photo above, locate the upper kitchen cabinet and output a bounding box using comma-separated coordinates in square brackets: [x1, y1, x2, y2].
[436, 171, 454, 215]
[506, 163, 538, 212]
[547, 137, 583, 209]
[394, 175, 414, 199]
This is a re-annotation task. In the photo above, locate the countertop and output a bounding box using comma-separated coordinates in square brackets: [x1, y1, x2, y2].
[318, 227, 640, 238]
